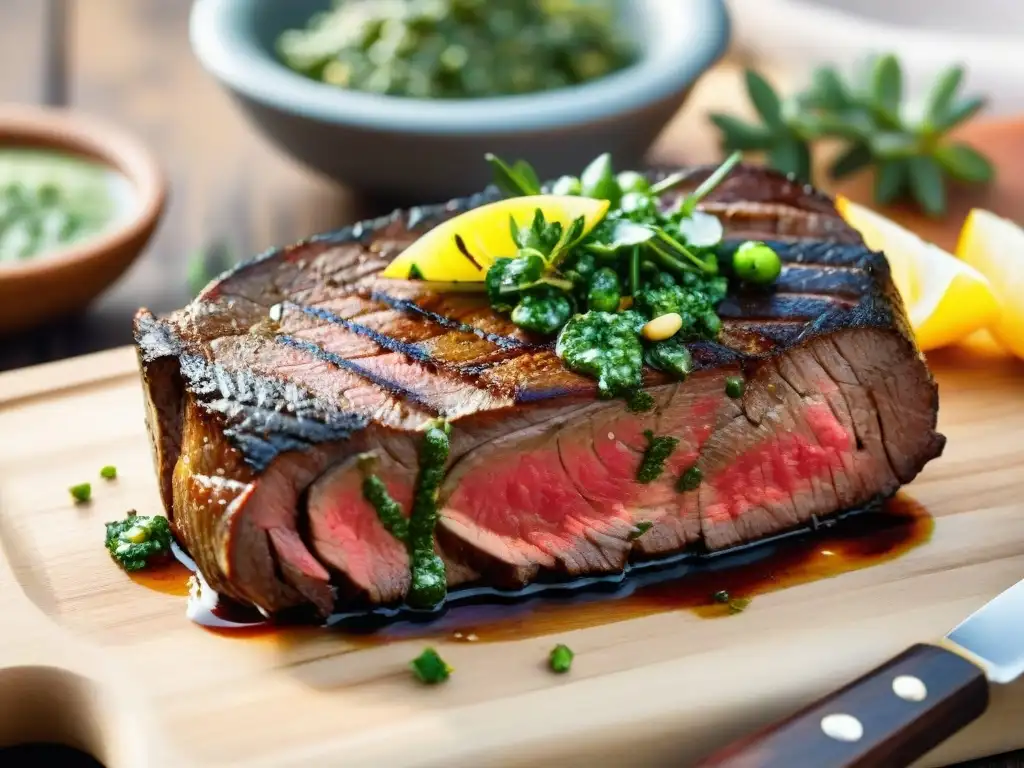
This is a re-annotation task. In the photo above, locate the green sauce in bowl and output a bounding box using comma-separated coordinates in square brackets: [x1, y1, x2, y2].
[0, 148, 135, 263]
[276, 0, 638, 99]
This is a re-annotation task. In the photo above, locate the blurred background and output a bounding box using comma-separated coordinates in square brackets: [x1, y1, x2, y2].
[0, 0, 1020, 372]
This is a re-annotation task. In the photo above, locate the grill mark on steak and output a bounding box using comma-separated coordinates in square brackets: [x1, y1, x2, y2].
[774, 266, 873, 297]
[135, 164, 945, 617]
[276, 335, 444, 416]
[370, 289, 532, 351]
[716, 293, 854, 320]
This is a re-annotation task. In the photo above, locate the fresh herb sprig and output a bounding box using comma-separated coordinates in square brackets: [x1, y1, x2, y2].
[483, 150, 780, 399]
[710, 54, 993, 216]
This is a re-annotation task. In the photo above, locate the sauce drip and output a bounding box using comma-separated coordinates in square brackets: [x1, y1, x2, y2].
[329, 495, 932, 642]
[130, 496, 931, 642]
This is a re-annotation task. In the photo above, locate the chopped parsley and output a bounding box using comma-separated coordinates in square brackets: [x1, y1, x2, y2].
[104, 510, 172, 571]
[628, 521, 653, 541]
[411, 647, 451, 684]
[724, 376, 745, 399]
[636, 431, 679, 484]
[99, 465, 117, 480]
[677, 465, 703, 492]
[549, 643, 574, 674]
[69, 483, 92, 503]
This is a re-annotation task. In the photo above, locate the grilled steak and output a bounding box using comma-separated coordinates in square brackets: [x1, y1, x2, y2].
[134, 165, 945, 617]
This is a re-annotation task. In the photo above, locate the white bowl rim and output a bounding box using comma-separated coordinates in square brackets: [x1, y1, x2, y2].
[189, 0, 730, 136]
[730, 0, 1024, 62]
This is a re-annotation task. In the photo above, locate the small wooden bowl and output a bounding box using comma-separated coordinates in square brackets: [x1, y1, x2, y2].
[0, 105, 166, 334]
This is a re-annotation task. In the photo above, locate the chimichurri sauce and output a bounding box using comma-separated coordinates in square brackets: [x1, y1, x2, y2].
[360, 420, 452, 609]
[0, 148, 132, 263]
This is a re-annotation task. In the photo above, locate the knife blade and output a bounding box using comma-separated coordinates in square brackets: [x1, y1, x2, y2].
[694, 577, 1024, 768]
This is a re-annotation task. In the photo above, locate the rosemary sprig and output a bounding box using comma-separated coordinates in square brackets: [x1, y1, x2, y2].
[710, 54, 994, 217]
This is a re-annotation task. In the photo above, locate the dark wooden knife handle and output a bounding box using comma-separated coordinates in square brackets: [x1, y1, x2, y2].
[695, 643, 989, 768]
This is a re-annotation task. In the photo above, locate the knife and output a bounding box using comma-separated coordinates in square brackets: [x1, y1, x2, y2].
[695, 577, 1024, 768]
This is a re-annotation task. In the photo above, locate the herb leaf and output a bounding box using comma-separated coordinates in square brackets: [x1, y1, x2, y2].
[870, 54, 903, 127]
[708, 114, 775, 151]
[829, 142, 873, 179]
[874, 159, 908, 206]
[768, 138, 812, 183]
[934, 95, 986, 132]
[935, 143, 994, 183]
[924, 65, 965, 127]
[486, 153, 541, 197]
[744, 69, 784, 130]
[907, 156, 947, 217]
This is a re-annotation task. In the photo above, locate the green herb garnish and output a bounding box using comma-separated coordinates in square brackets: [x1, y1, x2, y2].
[677, 465, 703, 492]
[724, 376, 745, 399]
[637, 431, 680, 484]
[411, 648, 451, 685]
[712, 590, 730, 604]
[360, 421, 452, 609]
[710, 55, 993, 216]
[69, 482, 92, 503]
[99, 465, 117, 480]
[104, 510, 172, 571]
[626, 390, 656, 413]
[549, 643, 575, 674]
[407, 263, 425, 281]
[629, 521, 653, 541]
[277, 0, 637, 101]
[479, 149, 776, 401]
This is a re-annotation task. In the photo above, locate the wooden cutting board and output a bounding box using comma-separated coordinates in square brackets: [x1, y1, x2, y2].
[0, 345, 1023, 768]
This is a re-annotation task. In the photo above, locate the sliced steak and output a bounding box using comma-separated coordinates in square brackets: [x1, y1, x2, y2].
[133, 165, 945, 616]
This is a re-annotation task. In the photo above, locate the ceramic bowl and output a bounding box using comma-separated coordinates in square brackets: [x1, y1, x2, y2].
[189, 0, 731, 203]
[0, 105, 166, 334]
[728, 0, 1024, 115]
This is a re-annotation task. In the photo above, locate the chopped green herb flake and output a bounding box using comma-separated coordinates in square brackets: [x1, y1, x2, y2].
[728, 597, 752, 614]
[712, 590, 730, 604]
[360, 467, 410, 543]
[626, 389, 656, 413]
[724, 376, 745, 399]
[104, 511, 172, 571]
[677, 465, 703, 492]
[629, 521, 653, 541]
[70, 483, 92, 503]
[408, 263, 425, 280]
[411, 648, 451, 685]
[549, 643, 575, 674]
[637, 430, 680, 484]
[644, 339, 694, 380]
[99, 465, 117, 480]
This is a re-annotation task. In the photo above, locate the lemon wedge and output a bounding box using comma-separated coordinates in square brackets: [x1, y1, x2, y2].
[835, 196, 1000, 352]
[382, 195, 609, 282]
[958, 329, 1011, 358]
[956, 208, 1024, 360]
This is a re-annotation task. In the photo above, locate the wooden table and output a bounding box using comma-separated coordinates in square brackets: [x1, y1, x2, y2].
[0, 2, 1020, 767]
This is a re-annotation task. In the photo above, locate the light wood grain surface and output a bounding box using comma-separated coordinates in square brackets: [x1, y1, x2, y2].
[0, 346, 1022, 767]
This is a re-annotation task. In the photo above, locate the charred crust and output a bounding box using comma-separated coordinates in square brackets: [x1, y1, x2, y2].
[177, 354, 369, 472]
